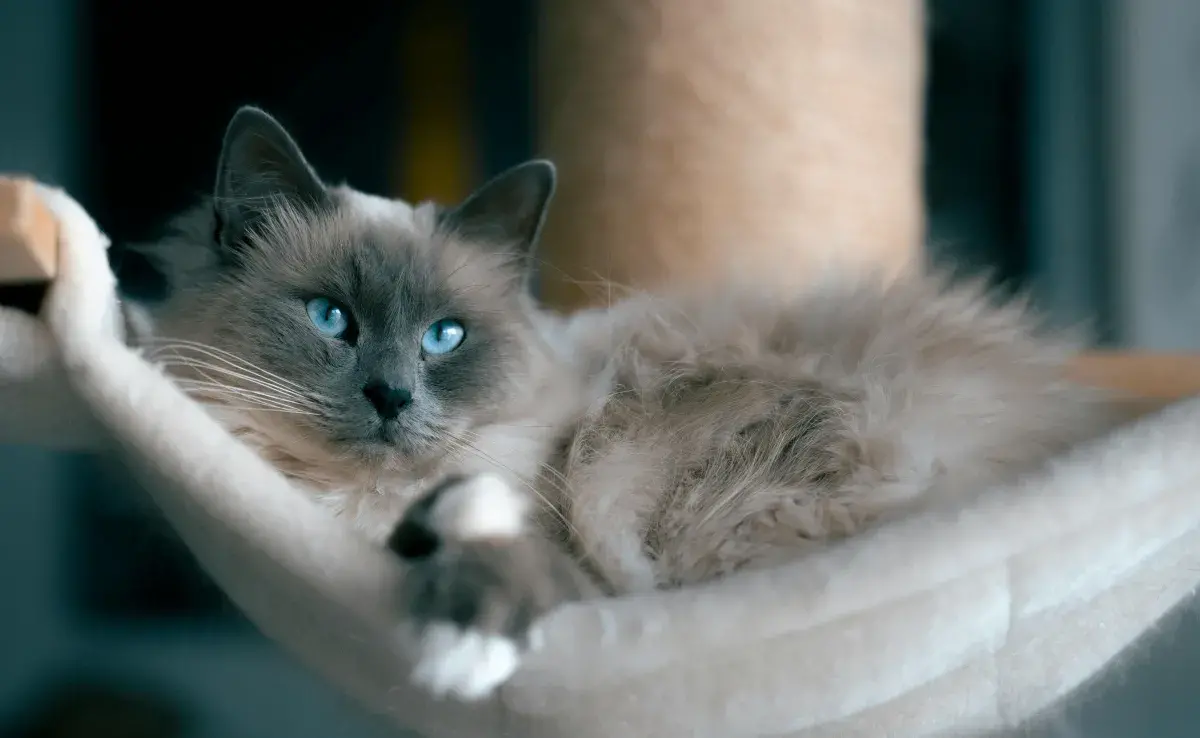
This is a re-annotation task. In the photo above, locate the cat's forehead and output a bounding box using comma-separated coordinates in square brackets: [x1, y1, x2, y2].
[333, 187, 419, 226]
[244, 190, 515, 313]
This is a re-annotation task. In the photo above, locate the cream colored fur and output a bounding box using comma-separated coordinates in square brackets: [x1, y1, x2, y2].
[546, 278, 1127, 590]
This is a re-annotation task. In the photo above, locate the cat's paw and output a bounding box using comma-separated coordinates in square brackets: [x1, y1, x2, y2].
[388, 473, 587, 701]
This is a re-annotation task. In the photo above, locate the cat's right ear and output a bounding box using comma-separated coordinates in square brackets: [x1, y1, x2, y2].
[213, 106, 330, 255]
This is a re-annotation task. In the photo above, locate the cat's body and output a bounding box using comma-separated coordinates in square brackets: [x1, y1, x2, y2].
[126, 107, 1126, 700]
[543, 279, 1123, 591]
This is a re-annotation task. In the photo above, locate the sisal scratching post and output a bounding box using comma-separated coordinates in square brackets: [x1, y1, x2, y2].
[536, 0, 926, 312]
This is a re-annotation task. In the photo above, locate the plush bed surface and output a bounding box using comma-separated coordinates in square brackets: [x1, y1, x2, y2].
[2, 184, 1198, 737]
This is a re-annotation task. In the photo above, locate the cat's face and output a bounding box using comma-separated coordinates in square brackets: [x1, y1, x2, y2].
[199, 201, 539, 463]
[137, 107, 557, 465]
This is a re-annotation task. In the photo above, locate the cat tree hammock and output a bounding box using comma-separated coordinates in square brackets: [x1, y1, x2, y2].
[3, 1, 1200, 735]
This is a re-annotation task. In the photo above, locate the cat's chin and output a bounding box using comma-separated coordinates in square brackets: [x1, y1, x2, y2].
[349, 422, 446, 468]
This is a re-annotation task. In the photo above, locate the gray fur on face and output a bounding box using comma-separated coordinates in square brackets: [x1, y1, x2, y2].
[127, 107, 558, 465]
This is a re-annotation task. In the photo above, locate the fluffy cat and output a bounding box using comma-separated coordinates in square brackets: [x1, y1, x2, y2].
[124, 106, 1127, 701]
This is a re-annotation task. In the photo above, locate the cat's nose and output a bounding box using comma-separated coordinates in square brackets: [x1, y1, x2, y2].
[362, 380, 413, 420]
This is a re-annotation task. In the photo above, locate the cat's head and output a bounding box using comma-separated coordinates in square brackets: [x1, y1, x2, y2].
[134, 106, 558, 466]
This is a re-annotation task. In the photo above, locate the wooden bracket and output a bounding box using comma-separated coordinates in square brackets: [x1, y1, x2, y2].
[0, 176, 58, 284]
[0, 176, 59, 312]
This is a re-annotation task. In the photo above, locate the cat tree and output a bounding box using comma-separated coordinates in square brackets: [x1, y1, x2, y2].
[3, 1, 1200, 736]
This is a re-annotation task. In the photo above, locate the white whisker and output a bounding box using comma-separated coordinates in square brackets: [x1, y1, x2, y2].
[178, 393, 319, 416]
[174, 382, 319, 414]
[152, 351, 309, 399]
[155, 355, 318, 404]
[144, 337, 314, 395]
[172, 379, 318, 414]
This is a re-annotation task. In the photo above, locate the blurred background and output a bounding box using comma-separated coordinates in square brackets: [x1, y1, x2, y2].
[2, 0, 1199, 736]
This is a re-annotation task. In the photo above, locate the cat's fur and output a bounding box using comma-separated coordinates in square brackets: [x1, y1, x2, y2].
[125, 107, 1127, 700]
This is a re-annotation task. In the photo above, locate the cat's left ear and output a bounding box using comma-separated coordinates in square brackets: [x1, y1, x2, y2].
[438, 160, 557, 258]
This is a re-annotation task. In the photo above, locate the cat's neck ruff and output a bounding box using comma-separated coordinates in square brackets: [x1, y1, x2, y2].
[206, 402, 565, 541]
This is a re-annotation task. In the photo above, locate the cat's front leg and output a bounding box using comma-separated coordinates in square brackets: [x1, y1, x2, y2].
[388, 473, 596, 701]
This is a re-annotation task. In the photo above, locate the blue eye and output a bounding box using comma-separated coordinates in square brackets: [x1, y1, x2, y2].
[306, 297, 350, 337]
[421, 318, 466, 355]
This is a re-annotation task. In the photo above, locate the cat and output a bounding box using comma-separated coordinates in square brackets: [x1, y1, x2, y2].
[123, 105, 1129, 702]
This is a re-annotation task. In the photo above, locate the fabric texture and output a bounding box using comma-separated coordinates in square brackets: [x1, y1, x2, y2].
[2, 185, 1198, 737]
